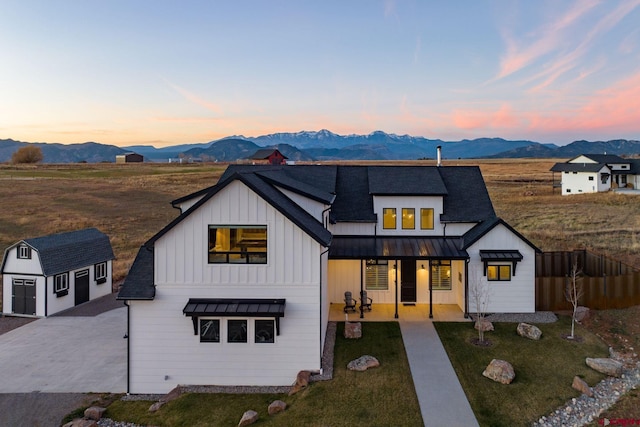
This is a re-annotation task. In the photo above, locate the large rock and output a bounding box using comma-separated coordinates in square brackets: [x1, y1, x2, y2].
[482, 359, 515, 384]
[347, 355, 380, 372]
[268, 399, 287, 415]
[84, 406, 106, 421]
[344, 321, 362, 339]
[517, 323, 542, 340]
[572, 375, 593, 397]
[238, 410, 259, 427]
[475, 319, 494, 332]
[575, 306, 590, 322]
[585, 357, 623, 377]
[288, 370, 311, 396]
[149, 385, 183, 412]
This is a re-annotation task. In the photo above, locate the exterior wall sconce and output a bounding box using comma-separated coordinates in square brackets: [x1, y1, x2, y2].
[421, 264, 425, 270]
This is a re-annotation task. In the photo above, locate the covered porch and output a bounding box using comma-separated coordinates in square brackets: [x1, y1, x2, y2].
[327, 236, 471, 320]
[328, 302, 469, 322]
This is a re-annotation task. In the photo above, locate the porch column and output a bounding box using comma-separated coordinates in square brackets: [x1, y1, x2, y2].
[464, 259, 469, 318]
[428, 260, 433, 319]
[360, 259, 364, 319]
[394, 259, 398, 319]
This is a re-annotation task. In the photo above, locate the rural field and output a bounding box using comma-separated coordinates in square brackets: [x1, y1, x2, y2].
[0, 158, 638, 290]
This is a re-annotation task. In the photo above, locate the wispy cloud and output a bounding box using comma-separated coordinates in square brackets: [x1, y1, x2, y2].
[163, 79, 222, 114]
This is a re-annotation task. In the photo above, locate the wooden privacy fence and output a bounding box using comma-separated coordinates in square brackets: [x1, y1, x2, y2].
[535, 250, 640, 311]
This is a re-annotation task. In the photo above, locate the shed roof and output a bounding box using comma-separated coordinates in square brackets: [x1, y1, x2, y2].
[2, 228, 114, 277]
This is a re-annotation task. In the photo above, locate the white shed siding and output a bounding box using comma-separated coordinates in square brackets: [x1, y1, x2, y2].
[2, 274, 45, 316]
[2, 246, 43, 276]
[467, 224, 536, 313]
[569, 155, 597, 164]
[373, 196, 444, 236]
[276, 187, 328, 223]
[129, 180, 324, 394]
[561, 170, 608, 194]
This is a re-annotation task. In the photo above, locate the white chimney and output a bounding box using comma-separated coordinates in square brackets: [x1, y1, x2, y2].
[436, 145, 442, 167]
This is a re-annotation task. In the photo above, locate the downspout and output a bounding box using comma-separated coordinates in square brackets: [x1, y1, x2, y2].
[464, 259, 470, 319]
[124, 300, 130, 394]
[394, 260, 398, 319]
[360, 259, 364, 319]
[44, 276, 48, 317]
[319, 246, 329, 375]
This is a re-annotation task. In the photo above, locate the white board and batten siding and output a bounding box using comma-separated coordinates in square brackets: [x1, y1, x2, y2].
[372, 196, 445, 236]
[129, 180, 325, 394]
[467, 224, 536, 313]
[276, 186, 329, 223]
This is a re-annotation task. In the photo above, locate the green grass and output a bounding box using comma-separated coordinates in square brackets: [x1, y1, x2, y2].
[434, 316, 609, 427]
[105, 322, 423, 427]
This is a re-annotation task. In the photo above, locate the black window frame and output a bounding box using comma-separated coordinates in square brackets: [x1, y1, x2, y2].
[487, 264, 512, 281]
[95, 261, 107, 284]
[199, 319, 220, 343]
[227, 319, 248, 343]
[401, 208, 415, 229]
[254, 319, 275, 343]
[431, 260, 452, 290]
[382, 208, 396, 229]
[208, 225, 267, 264]
[365, 259, 389, 291]
[420, 208, 434, 230]
[54, 272, 69, 297]
[17, 244, 31, 259]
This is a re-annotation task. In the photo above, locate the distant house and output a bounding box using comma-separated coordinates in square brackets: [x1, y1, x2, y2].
[1, 228, 115, 317]
[247, 149, 288, 165]
[118, 162, 539, 394]
[551, 154, 640, 195]
[116, 152, 144, 163]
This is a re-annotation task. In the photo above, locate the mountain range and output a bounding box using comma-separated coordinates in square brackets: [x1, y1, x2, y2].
[1, 130, 639, 163]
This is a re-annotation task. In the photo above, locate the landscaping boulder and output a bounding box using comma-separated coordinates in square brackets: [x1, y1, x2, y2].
[347, 355, 380, 372]
[83, 406, 106, 421]
[288, 370, 311, 396]
[149, 385, 183, 412]
[482, 359, 515, 384]
[575, 306, 590, 322]
[571, 376, 593, 397]
[344, 321, 362, 339]
[268, 399, 287, 415]
[238, 410, 259, 427]
[517, 323, 542, 340]
[585, 357, 623, 377]
[475, 319, 494, 332]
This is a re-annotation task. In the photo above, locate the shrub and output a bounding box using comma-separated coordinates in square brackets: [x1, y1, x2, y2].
[12, 146, 43, 164]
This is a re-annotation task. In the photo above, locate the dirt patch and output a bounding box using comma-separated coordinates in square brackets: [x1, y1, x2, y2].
[582, 305, 640, 362]
[0, 316, 36, 336]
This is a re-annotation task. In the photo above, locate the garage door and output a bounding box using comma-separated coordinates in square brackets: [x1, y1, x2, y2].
[12, 279, 36, 315]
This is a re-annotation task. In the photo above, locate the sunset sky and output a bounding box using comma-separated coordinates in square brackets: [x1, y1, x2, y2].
[1, 0, 640, 147]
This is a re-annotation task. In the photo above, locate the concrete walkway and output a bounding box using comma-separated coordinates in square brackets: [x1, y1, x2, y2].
[400, 319, 479, 427]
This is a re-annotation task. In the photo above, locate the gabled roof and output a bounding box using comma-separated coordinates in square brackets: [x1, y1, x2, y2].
[461, 217, 540, 252]
[247, 148, 288, 160]
[367, 166, 448, 195]
[438, 167, 496, 222]
[571, 154, 627, 164]
[550, 163, 609, 173]
[2, 228, 114, 276]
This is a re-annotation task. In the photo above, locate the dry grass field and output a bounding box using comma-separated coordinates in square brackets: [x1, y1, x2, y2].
[0, 158, 638, 291]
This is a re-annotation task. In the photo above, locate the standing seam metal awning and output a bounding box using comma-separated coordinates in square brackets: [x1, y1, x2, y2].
[328, 236, 468, 259]
[183, 298, 285, 336]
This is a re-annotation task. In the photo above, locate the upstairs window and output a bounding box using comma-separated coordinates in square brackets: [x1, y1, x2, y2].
[18, 244, 31, 259]
[431, 260, 451, 290]
[208, 226, 267, 264]
[383, 208, 396, 229]
[420, 208, 434, 230]
[402, 208, 415, 229]
[365, 259, 389, 290]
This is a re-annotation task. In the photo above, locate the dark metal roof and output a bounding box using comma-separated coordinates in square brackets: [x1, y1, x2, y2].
[437, 167, 496, 222]
[117, 246, 155, 300]
[575, 154, 627, 164]
[550, 163, 608, 173]
[2, 228, 114, 277]
[328, 236, 468, 260]
[330, 166, 376, 222]
[479, 250, 523, 262]
[183, 298, 286, 317]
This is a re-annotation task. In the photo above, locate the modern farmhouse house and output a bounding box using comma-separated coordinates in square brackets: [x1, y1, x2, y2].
[118, 162, 539, 394]
[2, 228, 115, 317]
[551, 154, 640, 195]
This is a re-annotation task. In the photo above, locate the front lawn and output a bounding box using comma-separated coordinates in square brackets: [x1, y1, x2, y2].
[434, 316, 609, 427]
[105, 322, 423, 426]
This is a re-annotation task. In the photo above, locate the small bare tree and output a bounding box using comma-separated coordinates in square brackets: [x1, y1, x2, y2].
[469, 270, 491, 343]
[565, 260, 584, 339]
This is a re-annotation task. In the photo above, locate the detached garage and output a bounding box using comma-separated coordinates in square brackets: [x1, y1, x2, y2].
[1, 228, 115, 317]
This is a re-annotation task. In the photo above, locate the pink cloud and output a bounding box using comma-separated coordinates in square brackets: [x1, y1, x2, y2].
[452, 104, 521, 131]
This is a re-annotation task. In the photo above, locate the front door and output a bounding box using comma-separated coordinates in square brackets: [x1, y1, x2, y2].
[12, 279, 36, 315]
[401, 260, 417, 302]
[74, 270, 90, 306]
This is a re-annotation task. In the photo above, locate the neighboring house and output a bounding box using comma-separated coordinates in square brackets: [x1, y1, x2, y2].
[118, 162, 539, 394]
[246, 148, 288, 165]
[2, 228, 115, 317]
[551, 154, 640, 195]
[116, 152, 144, 163]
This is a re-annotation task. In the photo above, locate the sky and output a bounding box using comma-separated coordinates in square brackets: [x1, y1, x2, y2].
[1, 0, 640, 148]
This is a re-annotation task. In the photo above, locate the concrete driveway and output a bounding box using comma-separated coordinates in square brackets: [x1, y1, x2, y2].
[0, 305, 127, 393]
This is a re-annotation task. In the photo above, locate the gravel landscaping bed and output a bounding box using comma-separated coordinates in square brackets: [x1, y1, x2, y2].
[472, 311, 559, 323]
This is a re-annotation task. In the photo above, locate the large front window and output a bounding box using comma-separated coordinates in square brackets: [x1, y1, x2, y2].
[431, 260, 451, 290]
[208, 226, 267, 264]
[365, 259, 389, 290]
[487, 264, 511, 281]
